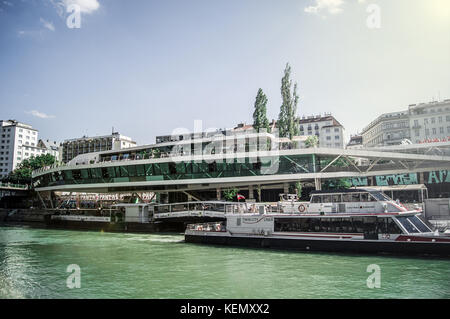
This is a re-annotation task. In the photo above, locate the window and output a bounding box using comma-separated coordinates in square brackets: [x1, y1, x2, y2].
[439, 116, 442, 123]
[440, 127, 444, 134]
[407, 216, 432, 233]
[342, 194, 352, 202]
[432, 128, 436, 135]
[311, 196, 321, 203]
[395, 216, 419, 233]
[322, 195, 332, 203]
[425, 129, 429, 136]
[378, 218, 402, 234]
[335, 136, 339, 140]
[431, 118, 436, 124]
[332, 194, 342, 203]
[351, 193, 361, 202]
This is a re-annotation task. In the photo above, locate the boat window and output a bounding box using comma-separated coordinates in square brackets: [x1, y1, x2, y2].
[395, 216, 420, 233]
[341, 218, 353, 232]
[275, 218, 357, 233]
[352, 217, 364, 233]
[342, 194, 352, 202]
[332, 195, 342, 203]
[322, 195, 332, 203]
[416, 215, 435, 232]
[378, 217, 402, 234]
[370, 191, 391, 201]
[311, 196, 321, 204]
[351, 193, 361, 202]
[360, 193, 369, 202]
[407, 216, 432, 233]
[320, 218, 331, 232]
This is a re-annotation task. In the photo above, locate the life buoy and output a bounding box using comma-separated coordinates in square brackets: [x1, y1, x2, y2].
[298, 204, 306, 213]
[215, 224, 221, 232]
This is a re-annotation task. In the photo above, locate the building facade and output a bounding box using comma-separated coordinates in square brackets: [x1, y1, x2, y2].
[408, 100, 450, 143]
[346, 135, 363, 149]
[298, 114, 345, 148]
[37, 139, 61, 163]
[61, 132, 136, 163]
[156, 116, 345, 149]
[0, 120, 49, 179]
[361, 111, 410, 147]
[361, 99, 450, 147]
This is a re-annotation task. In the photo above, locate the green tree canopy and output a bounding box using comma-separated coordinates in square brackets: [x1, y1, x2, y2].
[305, 135, 319, 148]
[252, 88, 270, 133]
[5, 154, 56, 184]
[278, 63, 299, 139]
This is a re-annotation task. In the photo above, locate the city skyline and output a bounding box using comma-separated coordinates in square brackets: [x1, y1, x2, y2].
[1, 0, 449, 145]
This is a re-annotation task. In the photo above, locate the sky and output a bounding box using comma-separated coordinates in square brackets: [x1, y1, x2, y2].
[0, 0, 449, 145]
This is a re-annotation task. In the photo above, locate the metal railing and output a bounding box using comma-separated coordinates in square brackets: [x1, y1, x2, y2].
[152, 201, 279, 216]
[0, 182, 29, 190]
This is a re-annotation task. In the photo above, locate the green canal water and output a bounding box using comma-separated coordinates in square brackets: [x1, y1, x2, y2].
[0, 226, 449, 299]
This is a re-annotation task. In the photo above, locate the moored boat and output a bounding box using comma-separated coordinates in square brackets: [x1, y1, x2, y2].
[185, 189, 450, 257]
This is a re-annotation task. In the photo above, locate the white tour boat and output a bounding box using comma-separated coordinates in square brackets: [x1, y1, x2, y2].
[185, 189, 450, 257]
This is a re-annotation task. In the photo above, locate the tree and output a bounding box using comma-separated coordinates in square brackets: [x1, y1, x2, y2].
[278, 63, 299, 139]
[6, 154, 56, 184]
[252, 88, 270, 133]
[322, 178, 352, 190]
[295, 181, 303, 199]
[305, 135, 319, 148]
[223, 188, 239, 202]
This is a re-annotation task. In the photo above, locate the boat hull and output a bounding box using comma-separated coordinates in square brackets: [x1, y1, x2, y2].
[185, 234, 450, 257]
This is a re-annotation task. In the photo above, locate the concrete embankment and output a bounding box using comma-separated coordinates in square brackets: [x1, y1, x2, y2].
[0, 208, 48, 224]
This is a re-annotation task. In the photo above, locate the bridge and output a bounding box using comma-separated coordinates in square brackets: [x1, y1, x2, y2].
[29, 139, 450, 207]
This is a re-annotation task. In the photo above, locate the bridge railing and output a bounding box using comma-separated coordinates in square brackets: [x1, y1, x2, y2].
[152, 201, 280, 216]
[0, 182, 29, 189]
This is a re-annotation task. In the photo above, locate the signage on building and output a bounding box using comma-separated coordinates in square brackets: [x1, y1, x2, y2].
[424, 170, 450, 184]
[375, 173, 418, 186]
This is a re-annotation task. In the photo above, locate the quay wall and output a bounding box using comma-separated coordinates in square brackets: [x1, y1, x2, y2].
[0, 208, 47, 223]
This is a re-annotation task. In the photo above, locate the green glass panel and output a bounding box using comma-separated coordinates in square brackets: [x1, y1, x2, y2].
[145, 164, 153, 176]
[136, 165, 145, 177]
[127, 165, 137, 177]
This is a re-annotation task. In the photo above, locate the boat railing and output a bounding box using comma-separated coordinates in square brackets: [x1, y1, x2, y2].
[152, 201, 280, 216]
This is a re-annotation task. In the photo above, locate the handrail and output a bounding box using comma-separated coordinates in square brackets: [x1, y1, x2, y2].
[0, 182, 29, 189]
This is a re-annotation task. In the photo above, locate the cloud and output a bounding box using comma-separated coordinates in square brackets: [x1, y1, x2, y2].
[40, 17, 55, 31]
[304, 0, 345, 15]
[26, 110, 56, 119]
[3, 1, 13, 6]
[51, 0, 100, 17]
[65, 0, 100, 14]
